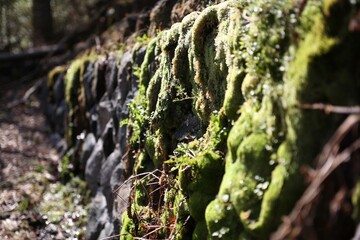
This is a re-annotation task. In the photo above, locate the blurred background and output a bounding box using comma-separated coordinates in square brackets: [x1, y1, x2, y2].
[0, 0, 109, 53]
[0, 0, 150, 86]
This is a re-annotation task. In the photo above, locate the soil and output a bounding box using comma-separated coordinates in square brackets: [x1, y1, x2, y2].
[0, 84, 86, 239]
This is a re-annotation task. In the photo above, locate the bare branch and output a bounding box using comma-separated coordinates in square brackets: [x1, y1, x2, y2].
[298, 103, 360, 114]
[271, 114, 360, 240]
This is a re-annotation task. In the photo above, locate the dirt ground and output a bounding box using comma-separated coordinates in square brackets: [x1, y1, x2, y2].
[0, 85, 87, 239]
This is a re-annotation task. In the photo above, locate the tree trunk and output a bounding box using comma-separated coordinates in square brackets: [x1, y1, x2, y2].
[32, 0, 53, 46]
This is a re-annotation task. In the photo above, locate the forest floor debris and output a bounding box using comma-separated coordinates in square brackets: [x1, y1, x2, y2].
[0, 85, 88, 239]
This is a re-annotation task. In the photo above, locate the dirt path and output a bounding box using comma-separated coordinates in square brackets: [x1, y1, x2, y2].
[0, 85, 87, 239]
[0, 86, 59, 238]
[0, 87, 59, 181]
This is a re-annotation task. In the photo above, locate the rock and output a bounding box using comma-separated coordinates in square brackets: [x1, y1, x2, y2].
[55, 100, 67, 136]
[117, 51, 132, 106]
[100, 149, 121, 213]
[110, 161, 125, 195]
[111, 160, 130, 225]
[105, 59, 118, 99]
[117, 124, 127, 157]
[85, 139, 105, 195]
[84, 62, 96, 108]
[80, 133, 96, 174]
[133, 46, 147, 67]
[114, 85, 136, 149]
[135, 12, 150, 32]
[45, 103, 57, 131]
[92, 60, 106, 103]
[89, 106, 99, 137]
[49, 133, 66, 154]
[49, 133, 62, 148]
[102, 120, 115, 158]
[98, 221, 114, 239]
[174, 113, 201, 141]
[98, 217, 120, 239]
[148, 0, 178, 35]
[85, 190, 109, 240]
[111, 108, 120, 146]
[97, 94, 113, 136]
[53, 73, 65, 104]
[113, 177, 131, 225]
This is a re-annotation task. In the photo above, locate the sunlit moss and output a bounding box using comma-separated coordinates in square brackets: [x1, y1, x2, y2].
[112, 0, 360, 238]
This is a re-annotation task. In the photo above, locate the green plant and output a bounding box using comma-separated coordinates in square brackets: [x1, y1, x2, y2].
[136, 34, 150, 44]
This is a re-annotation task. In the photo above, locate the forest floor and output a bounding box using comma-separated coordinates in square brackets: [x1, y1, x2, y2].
[0, 84, 88, 239]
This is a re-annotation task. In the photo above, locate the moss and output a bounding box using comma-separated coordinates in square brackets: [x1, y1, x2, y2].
[192, 220, 207, 240]
[121, 212, 135, 240]
[352, 180, 360, 221]
[49, 0, 358, 238]
[184, 150, 224, 223]
[190, 1, 245, 124]
[60, 154, 72, 181]
[144, 133, 164, 168]
[188, 192, 213, 222]
[187, 151, 223, 195]
[122, 0, 360, 238]
[139, 38, 158, 88]
[65, 58, 87, 107]
[223, 68, 245, 120]
[64, 56, 94, 146]
[47, 65, 66, 89]
[241, 74, 260, 100]
[39, 177, 89, 238]
[284, 0, 360, 164]
[172, 12, 199, 90]
[206, 0, 360, 238]
[205, 199, 242, 239]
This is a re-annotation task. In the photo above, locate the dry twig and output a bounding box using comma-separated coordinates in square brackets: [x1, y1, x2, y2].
[271, 114, 360, 240]
[298, 103, 360, 114]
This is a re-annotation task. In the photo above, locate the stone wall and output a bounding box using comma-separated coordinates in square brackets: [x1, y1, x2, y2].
[44, 0, 360, 239]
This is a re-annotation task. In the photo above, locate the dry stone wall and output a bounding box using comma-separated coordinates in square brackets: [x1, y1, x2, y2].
[44, 0, 360, 239]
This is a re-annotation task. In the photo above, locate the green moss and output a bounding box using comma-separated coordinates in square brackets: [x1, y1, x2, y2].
[144, 133, 164, 168]
[64, 56, 93, 146]
[124, 85, 149, 147]
[206, 0, 360, 238]
[188, 192, 213, 222]
[241, 74, 260, 100]
[187, 151, 223, 195]
[60, 154, 72, 181]
[47, 65, 66, 89]
[139, 38, 158, 88]
[183, 150, 224, 223]
[122, 0, 360, 238]
[121, 212, 135, 240]
[192, 220, 207, 240]
[223, 68, 245, 120]
[352, 180, 360, 221]
[172, 12, 199, 91]
[39, 177, 89, 237]
[65, 58, 88, 107]
[190, 1, 245, 124]
[205, 199, 241, 239]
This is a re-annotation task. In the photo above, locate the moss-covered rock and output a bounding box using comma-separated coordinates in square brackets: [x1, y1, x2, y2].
[64, 56, 91, 146]
[122, 0, 360, 238]
[46, 0, 359, 239]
